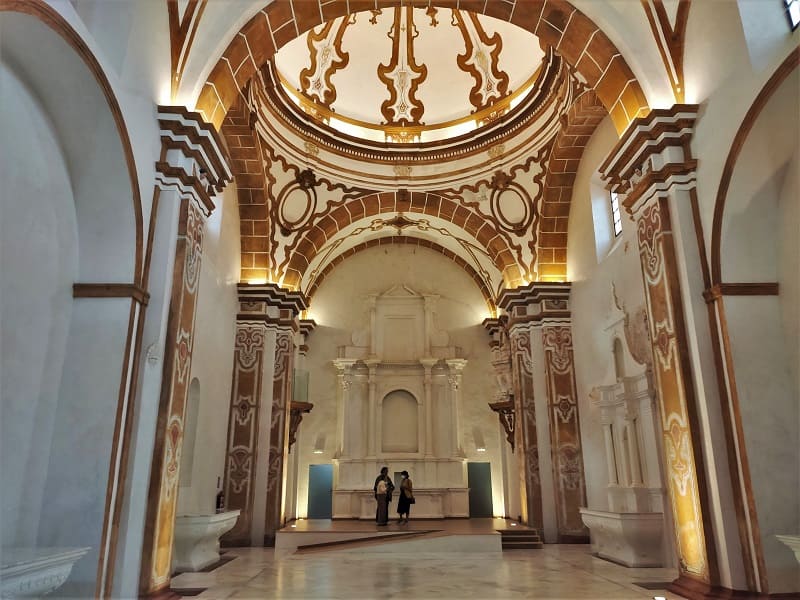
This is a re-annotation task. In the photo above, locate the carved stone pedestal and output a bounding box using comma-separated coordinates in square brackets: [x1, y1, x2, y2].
[580, 508, 664, 567]
[1, 547, 90, 598]
[172, 510, 241, 572]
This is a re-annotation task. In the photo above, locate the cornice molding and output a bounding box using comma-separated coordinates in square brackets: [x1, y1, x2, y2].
[237, 282, 308, 316]
[255, 49, 566, 168]
[498, 281, 571, 310]
[157, 105, 233, 192]
[599, 104, 699, 217]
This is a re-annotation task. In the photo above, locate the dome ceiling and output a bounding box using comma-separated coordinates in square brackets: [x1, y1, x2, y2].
[273, 6, 544, 143]
[214, 3, 620, 301]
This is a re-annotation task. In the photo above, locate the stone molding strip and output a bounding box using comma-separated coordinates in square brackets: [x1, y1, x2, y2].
[73, 283, 150, 305]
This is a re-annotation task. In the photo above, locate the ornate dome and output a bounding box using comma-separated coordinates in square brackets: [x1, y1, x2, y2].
[273, 6, 545, 143]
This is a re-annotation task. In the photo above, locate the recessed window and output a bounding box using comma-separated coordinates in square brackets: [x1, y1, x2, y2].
[610, 191, 623, 237]
[787, 0, 800, 30]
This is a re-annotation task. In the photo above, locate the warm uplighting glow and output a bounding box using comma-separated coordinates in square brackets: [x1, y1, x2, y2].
[312, 449, 323, 454]
[158, 80, 173, 105]
[476, 447, 486, 452]
[246, 278, 268, 285]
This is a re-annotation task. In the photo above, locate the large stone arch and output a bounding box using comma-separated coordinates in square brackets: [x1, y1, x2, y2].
[196, 0, 648, 134]
[305, 235, 497, 313]
[280, 191, 522, 290]
[538, 90, 607, 280]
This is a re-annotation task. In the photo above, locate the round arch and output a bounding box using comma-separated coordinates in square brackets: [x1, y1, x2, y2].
[0, 0, 143, 283]
[710, 49, 799, 284]
[305, 235, 497, 314]
[281, 191, 523, 291]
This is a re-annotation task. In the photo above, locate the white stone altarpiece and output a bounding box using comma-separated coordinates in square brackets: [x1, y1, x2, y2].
[580, 289, 669, 568]
[330, 285, 469, 518]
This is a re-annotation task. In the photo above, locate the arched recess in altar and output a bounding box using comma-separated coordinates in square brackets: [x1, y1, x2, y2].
[381, 390, 419, 454]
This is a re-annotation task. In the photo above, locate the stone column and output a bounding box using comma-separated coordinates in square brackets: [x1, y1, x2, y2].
[366, 296, 377, 357]
[219, 320, 269, 546]
[284, 320, 315, 522]
[263, 321, 298, 547]
[600, 105, 718, 592]
[333, 358, 355, 457]
[600, 418, 618, 486]
[623, 401, 643, 487]
[140, 107, 231, 596]
[420, 359, 436, 457]
[219, 284, 306, 549]
[445, 359, 467, 457]
[484, 317, 519, 519]
[366, 360, 379, 457]
[541, 324, 588, 541]
[498, 283, 588, 542]
[502, 318, 541, 529]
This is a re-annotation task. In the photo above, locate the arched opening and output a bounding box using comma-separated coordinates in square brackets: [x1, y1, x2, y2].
[0, 7, 141, 596]
[381, 390, 419, 454]
[714, 62, 799, 593]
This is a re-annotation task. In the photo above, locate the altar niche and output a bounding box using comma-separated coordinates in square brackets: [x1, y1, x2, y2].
[330, 285, 470, 519]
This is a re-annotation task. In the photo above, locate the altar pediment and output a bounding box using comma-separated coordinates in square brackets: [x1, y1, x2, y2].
[340, 284, 458, 361]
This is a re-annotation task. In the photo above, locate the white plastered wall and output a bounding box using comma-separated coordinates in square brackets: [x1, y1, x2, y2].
[0, 62, 78, 550]
[567, 115, 652, 512]
[720, 68, 800, 594]
[0, 6, 155, 594]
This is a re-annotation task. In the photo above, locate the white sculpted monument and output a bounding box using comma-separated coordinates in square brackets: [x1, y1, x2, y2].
[331, 285, 469, 518]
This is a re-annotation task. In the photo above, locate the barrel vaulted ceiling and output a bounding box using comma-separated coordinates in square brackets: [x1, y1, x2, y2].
[169, 1, 689, 311]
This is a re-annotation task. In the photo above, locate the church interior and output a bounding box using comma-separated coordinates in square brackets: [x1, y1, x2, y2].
[0, 0, 798, 598]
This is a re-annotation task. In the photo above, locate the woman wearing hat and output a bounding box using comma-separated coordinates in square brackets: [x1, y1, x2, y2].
[396, 470, 414, 524]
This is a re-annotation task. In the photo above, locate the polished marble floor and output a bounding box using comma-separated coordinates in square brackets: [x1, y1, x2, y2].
[171, 526, 685, 599]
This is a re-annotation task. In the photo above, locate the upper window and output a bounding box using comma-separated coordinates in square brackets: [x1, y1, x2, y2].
[787, 0, 800, 30]
[610, 191, 623, 237]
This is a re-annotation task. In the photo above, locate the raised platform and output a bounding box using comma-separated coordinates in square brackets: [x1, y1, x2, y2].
[275, 518, 528, 556]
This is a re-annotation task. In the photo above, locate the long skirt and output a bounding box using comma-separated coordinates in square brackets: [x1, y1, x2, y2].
[397, 493, 411, 516]
[376, 495, 389, 524]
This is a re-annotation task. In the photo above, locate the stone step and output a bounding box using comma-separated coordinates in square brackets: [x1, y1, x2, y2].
[501, 540, 543, 549]
[295, 530, 438, 554]
[498, 529, 543, 550]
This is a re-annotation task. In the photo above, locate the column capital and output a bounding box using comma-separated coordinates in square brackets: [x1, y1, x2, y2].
[332, 358, 357, 372]
[420, 357, 438, 370]
[156, 105, 233, 216]
[599, 104, 699, 217]
[497, 282, 571, 325]
[445, 358, 468, 373]
[298, 318, 317, 337]
[236, 282, 308, 326]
